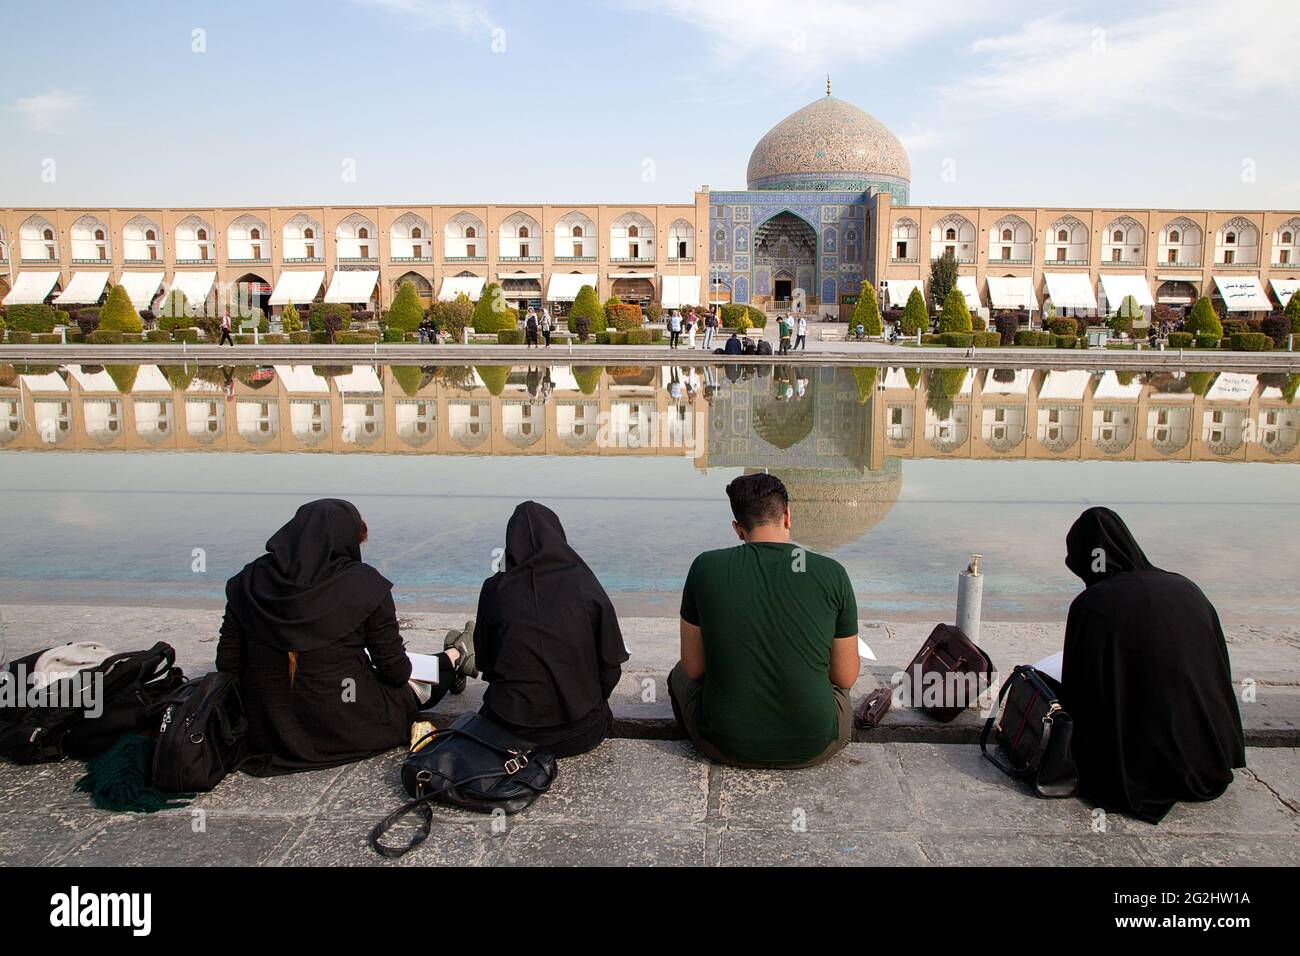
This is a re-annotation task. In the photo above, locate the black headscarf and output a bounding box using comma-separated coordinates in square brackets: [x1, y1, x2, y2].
[225, 499, 392, 652]
[475, 501, 628, 729]
[1061, 508, 1245, 823]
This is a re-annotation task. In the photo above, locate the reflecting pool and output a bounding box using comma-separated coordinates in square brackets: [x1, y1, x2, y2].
[1, 362, 1297, 623]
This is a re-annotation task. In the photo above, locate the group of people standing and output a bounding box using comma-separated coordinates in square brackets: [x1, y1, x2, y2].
[216, 486, 1245, 825]
[523, 307, 556, 348]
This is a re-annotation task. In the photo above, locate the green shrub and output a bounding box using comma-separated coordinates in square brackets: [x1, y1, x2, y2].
[475, 365, 508, 396]
[851, 281, 882, 336]
[971, 315, 987, 331]
[1195, 335, 1220, 349]
[430, 294, 473, 341]
[67, 330, 85, 343]
[89, 330, 124, 344]
[308, 303, 352, 333]
[31, 332, 61, 343]
[936, 287, 973, 334]
[497, 329, 525, 344]
[289, 331, 310, 344]
[5, 304, 58, 333]
[851, 367, 877, 403]
[720, 303, 766, 329]
[279, 302, 303, 334]
[567, 285, 606, 334]
[96, 286, 144, 334]
[471, 283, 518, 333]
[391, 366, 423, 397]
[7, 331, 33, 344]
[939, 332, 974, 348]
[338, 331, 379, 344]
[649, 328, 664, 343]
[625, 328, 652, 345]
[1055, 334, 1078, 349]
[1186, 371, 1216, 396]
[1013, 330, 1052, 347]
[172, 329, 200, 343]
[234, 334, 256, 345]
[263, 333, 289, 345]
[145, 329, 170, 343]
[386, 282, 425, 333]
[1048, 318, 1076, 336]
[379, 328, 405, 343]
[310, 331, 331, 344]
[155, 290, 192, 332]
[899, 287, 928, 336]
[1229, 332, 1271, 352]
[920, 333, 940, 344]
[975, 332, 1002, 348]
[1285, 290, 1300, 333]
[1167, 331, 1193, 348]
[924, 367, 967, 419]
[573, 366, 603, 394]
[606, 302, 643, 331]
[606, 331, 628, 345]
[106, 365, 138, 392]
[1186, 297, 1223, 339]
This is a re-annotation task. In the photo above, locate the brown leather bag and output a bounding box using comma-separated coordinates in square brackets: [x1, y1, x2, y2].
[900, 624, 994, 723]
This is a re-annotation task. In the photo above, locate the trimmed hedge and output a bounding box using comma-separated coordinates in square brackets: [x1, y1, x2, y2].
[1048, 318, 1076, 336]
[851, 281, 883, 336]
[1055, 334, 1078, 349]
[1229, 332, 1272, 352]
[721, 303, 767, 329]
[606, 331, 628, 345]
[88, 330, 124, 344]
[899, 288, 927, 336]
[98, 285, 144, 333]
[606, 302, 643, 331]
[1186, 297, 1223, 339]
[572, 366, 603, 395]
[1168, 331, 1193, 348]
[145, 329, 170, 342]
[172, 329, 200, 343]
[386, 282, 425, 333]
[5, 304, 58, 333]
[974, 332, 1002, 348]
[1013, 330, 1054, 347]
[289, 331, 310, 344]
[497, 329, 525, 344]
[381, 328, 407, 343]
[1195, 335, 1220, 349]
[263, 333, 289, 345]
[7, 331, 33, 344]
[625, 329, 652, 345]
[938, 332, 973, 348]
[472, 283, 518, 333]
[338, 332, 379, 344]
[308, 303, 352, 333]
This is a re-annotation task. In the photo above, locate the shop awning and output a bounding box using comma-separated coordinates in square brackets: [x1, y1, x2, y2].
[131, 365, 172, 393]
[884, 278, 923, 308]
[986, 276, 1039, 311]
[608, 271, 656, 279]
[334, 366, 383, 394]
[1098, 273, 1154, 311]
[662, 275, 702, 309]
[169, 270, 216, 306]
[1213, 275, 1271, 312]
[324, 269, 378, 305]
[497, 272, 542, 281]
[118, 271, 165, 310]
[274, 365, 330, 394]
[1093, 370, 1142, 401]
[20, 371, 68, 393]
[1043, 272, 1097, 311]
[981, 369, 1031, 395]
[1038, 370, 1091, 401]
[1206, 373, 1258, 402]
[3, 271, 61, 306]
[269, 270, 324, 306]
[1270, 278, 1299, 308]
[54, 271, 110, 306]
[67, 365, 118, 392]
[955, 276, 983, 311]
[545, 273, 597, 302]
[439, 276, 486, 302]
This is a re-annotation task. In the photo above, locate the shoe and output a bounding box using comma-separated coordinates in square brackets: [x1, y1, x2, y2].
[444, 620, 478, 680]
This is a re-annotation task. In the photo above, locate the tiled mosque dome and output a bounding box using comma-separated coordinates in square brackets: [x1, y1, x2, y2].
[746, 93, 911, 198]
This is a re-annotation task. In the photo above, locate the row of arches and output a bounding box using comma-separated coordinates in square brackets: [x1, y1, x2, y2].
[5, 212, 697, 265]
[891, 214, 1300, 267]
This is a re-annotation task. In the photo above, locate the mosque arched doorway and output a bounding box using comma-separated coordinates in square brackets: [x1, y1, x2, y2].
[755, 211, 817, 311]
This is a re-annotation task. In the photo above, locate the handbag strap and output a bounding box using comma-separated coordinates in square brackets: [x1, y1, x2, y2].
[367, 769, 506, 858]
[979, 674, 1023, 778]
[980, 680, 1060, 784]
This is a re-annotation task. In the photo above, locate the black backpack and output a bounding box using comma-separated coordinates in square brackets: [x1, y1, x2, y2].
[150, 672, 248, 793]
[0, 642, 183, 764]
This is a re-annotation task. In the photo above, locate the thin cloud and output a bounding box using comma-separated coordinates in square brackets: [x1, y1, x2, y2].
[899, 129, 943, 151]
[349, 0, 495, 34]
[14, 90, 82, 132]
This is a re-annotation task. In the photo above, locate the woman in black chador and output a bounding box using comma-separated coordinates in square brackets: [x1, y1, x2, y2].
[218, 499, 468, 774]
[1061, 507, 1246, 823]
[474, 501, 629, 757]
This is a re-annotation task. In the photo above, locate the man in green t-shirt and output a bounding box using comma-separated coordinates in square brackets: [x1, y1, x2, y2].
[670, 473, 859, 767]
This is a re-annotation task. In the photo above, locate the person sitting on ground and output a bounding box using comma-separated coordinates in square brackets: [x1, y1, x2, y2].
[669, 474, 859, 768]
[473, 501, 629, 757]
[1061, 507, 1245, 823]
[723, 331, 742, 355]
[217, 499, 471, 774]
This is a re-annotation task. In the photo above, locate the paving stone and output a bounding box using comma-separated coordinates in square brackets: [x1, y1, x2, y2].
[277, 816, 495, 867]
[1101, 766, 1300, 836]
[0, 810, 109, 866]
[718, 743, 915, 832]
[0, 760, 92, 815]
[54, 812, 300, 867]
[495, 823, 706, 867]
[718, 828, 928, 866]
[1134, 834, 1300, 866]
[190, 765, 345, 816]
[917, 832, 1148, 866]
[1240, 748, 1300, 811]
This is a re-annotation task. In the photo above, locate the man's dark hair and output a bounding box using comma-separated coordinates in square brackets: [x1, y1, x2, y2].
[725, 474, 789, 532]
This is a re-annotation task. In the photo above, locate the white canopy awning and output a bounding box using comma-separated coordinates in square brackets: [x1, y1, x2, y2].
[131, 365, 172, 393]
[1043, 272, 1098, 311]
[545, 273, 597, 302]
[1270, 278, 1299, 308]
[20, 371, 68, 393]
[3, 271, 61, 306]
[274, 365, 330, 394]
[955, 276, 983, 311]
[884, 278, 923, 308]
[54, 271, 110, 306]
[1038, 370, 1091, 401]
[269, 270, 324, 307]
[334, 366, 383, 394]
[1093, 370, 1143, 401]
[439, 276, 486, 302]
[66, 365, 118, 392]
[118, 271, 165, 309]
[1206, 373, 1258, 402]
[497, 272, 542, 281]
[169, 270, 216, 306]
[324, 270, 378, 305]
[662, 275, 702, 309]
[608, 271, 656, 279]
[1098, 273, 1154, 311]
[1213, 275, 1271, 312]
[981, 369, 1031, 395]
[986, 276, 1039, 311]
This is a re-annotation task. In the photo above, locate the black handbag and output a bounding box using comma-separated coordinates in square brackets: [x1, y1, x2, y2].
[150, 672, 248, 793]
[369, 713, 557, 858]
[980, 664, 1079, 798]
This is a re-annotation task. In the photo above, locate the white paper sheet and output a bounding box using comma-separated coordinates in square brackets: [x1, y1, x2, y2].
[407, 652, 441, 683]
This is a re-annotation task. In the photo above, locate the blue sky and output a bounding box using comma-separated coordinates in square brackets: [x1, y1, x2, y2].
[2, 0, 1297, 209]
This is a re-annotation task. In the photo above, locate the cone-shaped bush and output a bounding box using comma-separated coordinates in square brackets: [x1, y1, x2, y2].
[472, 283, 517, 333]
[1186, 297, 1223, 339]
[476, 365, 508, 396]
[852, 367, 877, 403]
[387, 282, 424, 333]
[156, 290, 192, 332]
[391, 366, 422, 397]
[280, 302, 303, 333]
[106, 365, 138, 393]
[1285, 290, 1300, 333]
[936, 286, 973, 333]
[162, 365, 195, 391]
[899, 287, 928, 336]
[851, 281, 883, 336]
[573, 366, 603, 395]
[98, 285, 143, 334]
[567, 285, 607, 334]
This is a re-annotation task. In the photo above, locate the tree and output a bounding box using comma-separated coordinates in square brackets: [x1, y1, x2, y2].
[573, 366, 603, 395]
[1285, 289, 1300, 334]
[106, 365, 138, 393]
[567, 285, 607, 334]
[98, 285, 143, 333]
[280, 302, 303, 333]
[1186, 297, 1223, 339]
[851, 281, 882, 336]
[391, 366, 423, 397]
[430, 294, 473, 341]
[475, 365, 508, 396]
[386, 281, 424, 333]
[929, 250, 958, 306]
[899, 287, 928, 336]
[155, 290, 193, 332]
[936, 286, 973, 333]
[471, 283, 517, 333]
[851, 367, 877, 403]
